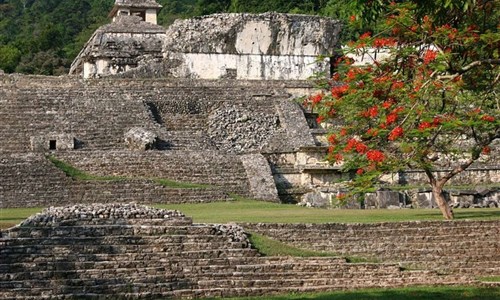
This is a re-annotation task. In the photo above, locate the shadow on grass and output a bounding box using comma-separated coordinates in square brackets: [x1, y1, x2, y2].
[454, 210, 500, 219]
[413, 209, 500, 220]
[221, 287, 500, 300]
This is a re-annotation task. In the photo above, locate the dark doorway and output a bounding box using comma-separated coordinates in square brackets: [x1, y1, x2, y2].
[49, 140, 56, 150]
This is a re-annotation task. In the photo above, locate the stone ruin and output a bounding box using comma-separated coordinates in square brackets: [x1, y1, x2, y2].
[2, 203, 496, 299]
[1, 0, 498, 210]
[70, 2, 341, 79]
[0, 2, 498, 297]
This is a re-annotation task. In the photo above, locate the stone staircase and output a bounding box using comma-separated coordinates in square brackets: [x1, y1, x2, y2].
[55, 150, 252, 196]
[245, 221, 500, 277]
[0, 153, 232, 208]
[0, 153, 71, 208]
[0, 204, 478, 299]
[0, 76, 305, 153]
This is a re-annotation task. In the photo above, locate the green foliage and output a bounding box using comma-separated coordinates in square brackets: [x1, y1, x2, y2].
[477, 276, 500, 282]
[248, 232, 339, 257]
[0, 0, 113, 75]
[2, 202, 499, 230]
[0, 44, 21, 72]
[47, 155, 95, 180]
[306, 1, 499, 219]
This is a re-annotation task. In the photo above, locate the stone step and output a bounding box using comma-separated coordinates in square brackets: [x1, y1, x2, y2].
[0, 240, 252, 256]
[3, 224, 226, 238]
[306, 242, 500, 254]
[195, 272, 471, 289]
[0, 247, 259, 261]
[365, 250, 500, 261]
[1, 233, 236, 246]
[2, 264, 402, 282]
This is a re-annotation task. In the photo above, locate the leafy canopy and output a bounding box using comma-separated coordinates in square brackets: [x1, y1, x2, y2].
[306, 1, 499, 201]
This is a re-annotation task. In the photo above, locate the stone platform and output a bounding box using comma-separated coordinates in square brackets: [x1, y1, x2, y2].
[1, 203, 493, 299]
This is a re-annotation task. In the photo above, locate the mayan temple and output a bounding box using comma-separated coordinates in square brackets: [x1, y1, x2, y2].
[0, 0, 498, 298]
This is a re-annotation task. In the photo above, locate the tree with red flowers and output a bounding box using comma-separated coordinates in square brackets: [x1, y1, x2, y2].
[305, 1, 499, 219]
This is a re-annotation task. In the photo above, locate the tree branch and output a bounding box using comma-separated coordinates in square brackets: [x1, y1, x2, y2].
[437, 59, 500, 81]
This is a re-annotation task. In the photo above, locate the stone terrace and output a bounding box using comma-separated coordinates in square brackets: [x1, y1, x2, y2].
[245, 221, 500, 276]
[0, 75, 310, 152]
[0, 153, 231, 208]
[55, 150, 251, 196]
[0, 75, 314, 207]
[0, 204, 480, 299]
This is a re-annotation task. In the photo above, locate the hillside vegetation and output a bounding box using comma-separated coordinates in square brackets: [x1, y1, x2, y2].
[0, 0, 353, 75]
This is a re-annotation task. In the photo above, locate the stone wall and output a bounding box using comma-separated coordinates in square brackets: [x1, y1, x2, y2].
[0, 74, 313, 153]
[55, 150, 251, 196]
[244, 220, 500, 275]
[0, 204, 483, 299]
[0, 153, 71, 207]
[161, 13, 342, 80]
[0, 153, 232, 208]
[70, 15, 167, 78]
[240, 153, 279, 202]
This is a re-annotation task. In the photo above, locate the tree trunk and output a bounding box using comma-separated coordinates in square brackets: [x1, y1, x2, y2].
[432, 185, 454, 220]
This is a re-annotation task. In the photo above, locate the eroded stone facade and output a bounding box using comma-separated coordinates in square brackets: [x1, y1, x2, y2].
[70, 10, 341, 79]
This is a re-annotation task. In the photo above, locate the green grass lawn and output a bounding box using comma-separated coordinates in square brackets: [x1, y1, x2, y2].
[155, 198, 500, 224]
[215, 286, 500, 300]
[1, 198, 499, 229]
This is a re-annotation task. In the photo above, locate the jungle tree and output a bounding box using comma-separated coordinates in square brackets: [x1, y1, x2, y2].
[306, 1, 499, 219]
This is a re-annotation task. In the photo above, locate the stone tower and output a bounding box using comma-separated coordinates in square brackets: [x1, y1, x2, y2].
[108, 0, 162, 25]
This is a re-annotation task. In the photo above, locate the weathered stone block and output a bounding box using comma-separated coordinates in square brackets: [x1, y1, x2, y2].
[299, 191, 331, 208]
[377, 190, 401, 208]
[416, 191, 436, 208]
[240, 154, 279, 202]
[364, 190, 403, 208]
[449, 190, 476, 208]
[30, 134, 75, 152]
[124, 128, 157, 151]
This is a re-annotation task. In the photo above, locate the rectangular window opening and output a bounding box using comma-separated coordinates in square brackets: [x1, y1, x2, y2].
[49, 140, 57, 150]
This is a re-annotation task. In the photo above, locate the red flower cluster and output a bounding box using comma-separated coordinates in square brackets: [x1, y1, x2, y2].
[382, 100, 393, 109]
[316, 116, 324, 124]
[310, 93, 323, 105]
[366, 128, 379, 137]
[356, 168, 364, 175]
[391, 81, 404, 90]
[386, 113, 398, 125]
[373, 37, 396, 48]
[359, 32, 371, 40]
[482, 146, 491, 155]
[328, 134, 337, 144]
[418, 121, 432, 131]
[344, 138, 368, 154]
[331, 84, 349, 99]
[433, 116, 442, 126]
[423, 50, 438, 64]
[361, 105, 378, 118]
[388, 126, 404, 141]
[346, 67, 367, 82]
[366, 150, 385, 162]
[481, 115, 495, 122]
